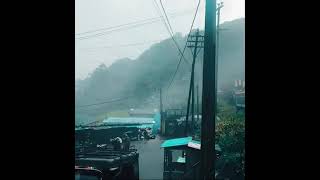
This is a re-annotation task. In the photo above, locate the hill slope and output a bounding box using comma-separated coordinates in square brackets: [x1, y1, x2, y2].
[75, 18, 245, 125]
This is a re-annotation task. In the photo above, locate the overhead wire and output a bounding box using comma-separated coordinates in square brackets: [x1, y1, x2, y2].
[76, 19, 160, 40]
[75, 8, 196, 36]
[165, 0, 201, 98]
[75, 9, 197, 41]
[76, 96, 134, 108]
[81, 39, 163, 51]
[76, 1, 202, 110]
[160, 0, 195, 60]
[153, 0, 191, 66]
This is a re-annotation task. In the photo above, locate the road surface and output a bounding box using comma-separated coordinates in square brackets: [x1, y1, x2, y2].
[131, 135, 167, 180]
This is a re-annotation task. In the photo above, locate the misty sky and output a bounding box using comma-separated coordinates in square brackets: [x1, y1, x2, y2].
[75, 0, 245, 80]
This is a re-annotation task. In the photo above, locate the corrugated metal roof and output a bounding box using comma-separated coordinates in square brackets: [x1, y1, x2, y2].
[160, 137, 192, 148]
[103, 117, 155, 125]
[160, 137, 221, 151]
[188, 140, 221, 151]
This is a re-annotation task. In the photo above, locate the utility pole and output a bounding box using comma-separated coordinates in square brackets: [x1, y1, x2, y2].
[191, 70, 195, 135]
[160, 88, 164, 135]
[196, 85, 199, 125]
[216, 2, 223, 113]
[160, 88, 163, 114]
[200, 0, 217, 179]
[191, 30, 198, 135]
[185, 29, 204, 136]
[216, 2, 224, 62]
[216, 3, 224, 99]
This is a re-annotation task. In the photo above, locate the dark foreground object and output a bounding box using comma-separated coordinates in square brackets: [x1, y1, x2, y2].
[75, 146, 139, 180]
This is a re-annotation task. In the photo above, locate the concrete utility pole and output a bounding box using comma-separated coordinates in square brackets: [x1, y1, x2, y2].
[160, 88, 163, 114]
[200, 0, 217, 179]
[160, 88, 164, 135]
[216, 2, 224, 62]
[196, 85, 199, 124]
[185, 29, 204, 136]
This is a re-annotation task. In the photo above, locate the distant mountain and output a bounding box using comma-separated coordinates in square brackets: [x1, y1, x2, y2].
[75, 18, 245, 124]
[218, 18, 245, 82]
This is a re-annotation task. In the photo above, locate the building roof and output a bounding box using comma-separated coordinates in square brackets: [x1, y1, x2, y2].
[187, 140, 221, 151]
[102, 117, 155, 126]
[160, 137, 193, 148]
[161, 137, 221, 151]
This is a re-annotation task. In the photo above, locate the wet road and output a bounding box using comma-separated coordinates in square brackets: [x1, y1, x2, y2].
[131, 135, 167, 180]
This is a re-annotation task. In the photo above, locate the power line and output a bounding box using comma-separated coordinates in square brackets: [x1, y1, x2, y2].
[76, 96, 134, 108]
[76, 19, 161, 40]
[75, 9, 195, 36]
[196, 46, 202, 57]
[166, 0, 201, 95]
[75, 9, 196, 41]
[81, 39, 163, 51]
[153, 0, 190, 66]
[160, 0, 195, 58]
[166, 1, 221, 97]
[76, 18, 161, 36]
[152, 0, 172, 35]
[159, 0, 176, 38]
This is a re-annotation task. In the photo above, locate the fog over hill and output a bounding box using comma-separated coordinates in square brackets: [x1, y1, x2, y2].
[75, 18, 244, 125]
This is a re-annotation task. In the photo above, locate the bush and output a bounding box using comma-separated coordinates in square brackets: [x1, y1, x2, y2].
[216, 115, 245, 179]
